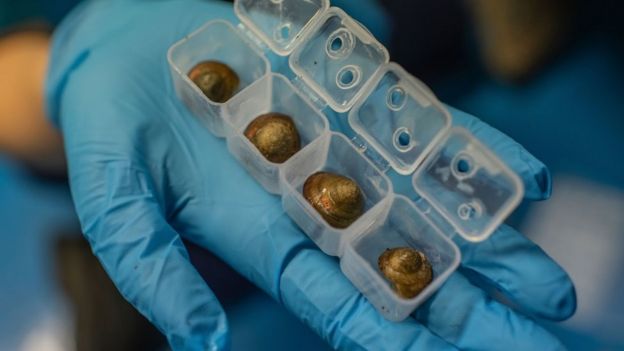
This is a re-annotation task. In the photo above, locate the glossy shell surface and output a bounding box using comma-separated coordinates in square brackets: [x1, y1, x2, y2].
[244, 113, 301, 164]
[303, 171, 364, 229]
[188, 60, 240, 103]
[378, 247, 433, 299]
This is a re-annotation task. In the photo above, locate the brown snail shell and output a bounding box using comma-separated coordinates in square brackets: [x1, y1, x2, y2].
[378, 247, 433, 299]
[188, 60, 239, 103]
[303, 171, 364, 229]
[244, 113, 301, 164]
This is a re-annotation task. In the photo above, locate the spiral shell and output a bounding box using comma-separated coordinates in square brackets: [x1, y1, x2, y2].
[303, 171, 364, 229]
[378, 247, 433, 299]
[188, 60, 239, 103]
[244, 113, 301, 163]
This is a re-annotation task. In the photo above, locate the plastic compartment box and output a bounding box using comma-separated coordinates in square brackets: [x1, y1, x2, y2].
[168, 0, 524, 321]
[224, 73, 329, 194]
[168, 20, 270, 137]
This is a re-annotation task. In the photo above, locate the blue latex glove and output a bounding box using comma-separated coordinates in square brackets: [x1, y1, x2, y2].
[46, 1, 576, 350]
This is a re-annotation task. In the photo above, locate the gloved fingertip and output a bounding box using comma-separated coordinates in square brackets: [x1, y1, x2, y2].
[521, 151, 553, 201]
[170, 331, 230, 351]
[480, 296, 568, 351]
[556, 284, 577, 321]
[534, 279, 577, 322]
[164, 299, 230, 351]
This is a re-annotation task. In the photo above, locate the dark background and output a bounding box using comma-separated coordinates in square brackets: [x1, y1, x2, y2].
[1, 0, 623, 350]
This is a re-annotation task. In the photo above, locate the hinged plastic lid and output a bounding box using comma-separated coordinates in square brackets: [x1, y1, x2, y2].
[412, 128, 524, 242]
[289, 7, 389, 112]
[348, 63, 451, 175]
[234, 0, 329, 56]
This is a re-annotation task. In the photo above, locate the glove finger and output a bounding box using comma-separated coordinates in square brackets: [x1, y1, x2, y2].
[46, 0, 239, 126]
[68, 159, 229, 351]
[448, 106, 552, 201]
[415, 273, 566, 351]
[279, 248, 456, 351]
[457, 223, 576, 321]
[178, 203, 453, 350]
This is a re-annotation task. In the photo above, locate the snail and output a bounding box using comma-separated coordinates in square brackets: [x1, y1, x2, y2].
[378, 247, 433, 299]
[303, 171, 364, 229]
[244, 113, 301, 163]
[187, 60, 239, 103]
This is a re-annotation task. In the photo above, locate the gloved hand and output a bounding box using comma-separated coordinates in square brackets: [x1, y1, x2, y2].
[46, 1, 576, 350]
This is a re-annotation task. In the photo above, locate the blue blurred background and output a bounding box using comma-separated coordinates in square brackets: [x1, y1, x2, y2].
[1, 0, 623, 350]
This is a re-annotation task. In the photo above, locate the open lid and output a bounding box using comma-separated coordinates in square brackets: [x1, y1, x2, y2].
[289, 7, 390, 112]
[234, 0, 329, 56]
[412, 128, 524, 242]
[348, 63, 451, 175]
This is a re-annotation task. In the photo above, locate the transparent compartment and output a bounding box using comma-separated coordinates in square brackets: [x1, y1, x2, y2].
[280, 132, 392, 256]
[340, 195, 460, 321]
[413, 128, 524, 242]
[224, 73, 329, 194]
[349, 63, 451, 175]
[168, 20, 270, 137]
[167, 0, 526, 322]
[235, 0, 329, 56]
[289, 7, 389, 112]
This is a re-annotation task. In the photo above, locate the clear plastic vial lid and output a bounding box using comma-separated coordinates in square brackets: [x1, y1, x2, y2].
[413, 128, 524, 241]
[235, 0, 329, 56]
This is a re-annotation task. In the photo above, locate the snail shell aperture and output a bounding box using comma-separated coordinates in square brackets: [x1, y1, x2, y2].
[188, 60, 240, 103]
[244, 113, 301, 163]
[303, 171, 364, 229]
[378, 247, 433, 299]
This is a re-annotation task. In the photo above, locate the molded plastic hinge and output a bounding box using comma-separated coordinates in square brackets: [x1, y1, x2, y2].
[351, 135, 390, 174]
[292, 75, 328, 111]
[237, 23, 269, 54]
[413, 196, 458, 241]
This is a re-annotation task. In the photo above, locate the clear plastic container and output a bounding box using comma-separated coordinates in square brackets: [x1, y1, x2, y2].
[167, 20, 270, 137]
[224, 73, 329, 194]
[168, 0, 525, 321]
[280, 132, 392, 256]
[340, 195, 460, 321]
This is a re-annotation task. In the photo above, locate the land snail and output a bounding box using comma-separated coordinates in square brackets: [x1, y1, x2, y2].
[244, 113, 301, 164]
[378, 247, 433, 299]
[303, 172, 364, 229]
[187, 60, 240, 103]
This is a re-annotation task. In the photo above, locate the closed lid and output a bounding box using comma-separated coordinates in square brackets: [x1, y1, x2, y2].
[234, 0, 329, 56]
[412, 127, 524, 242]
[289, 7, 389, 112]
[348, 63, 451, 175]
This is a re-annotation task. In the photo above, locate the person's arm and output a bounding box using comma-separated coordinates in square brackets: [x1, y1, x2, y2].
[0, 30, 65, 173]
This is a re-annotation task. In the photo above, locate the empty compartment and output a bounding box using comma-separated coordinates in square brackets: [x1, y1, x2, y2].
[340, 195, 460, 321]
[224, 73, 328, 194]
[281, 132, 392, 256]
[168, 20, 270, 137]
